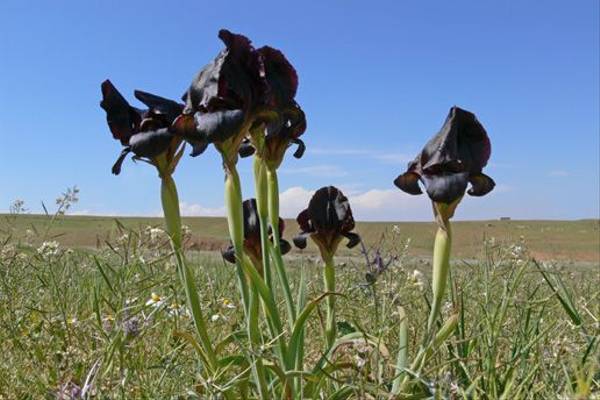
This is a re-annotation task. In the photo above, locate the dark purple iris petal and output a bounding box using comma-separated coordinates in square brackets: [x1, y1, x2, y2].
[128, 129, 175, 160]
[422, 172, 469, 204]
[394, 106, 495, 204]
[258, 46, 298, 108]
[100, 80, 141, 145]
[238, 138, 256, 158]
[193, 109, 246, 144]
[134, 90, 184, 124]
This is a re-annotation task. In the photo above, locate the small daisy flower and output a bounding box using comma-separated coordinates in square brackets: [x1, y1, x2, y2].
[145, 292, 165, 308]
[222, 298, 236, 309]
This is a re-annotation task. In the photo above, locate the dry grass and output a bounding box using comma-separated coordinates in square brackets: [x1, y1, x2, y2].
[2, 214, 598, 263]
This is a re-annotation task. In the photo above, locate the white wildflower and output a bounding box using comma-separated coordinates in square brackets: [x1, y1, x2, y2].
[125, 297, 138, 305]
[145, 292, 165, 308]
[37, 241, 61, 260]
[167, 302, 190, 318]
[149, 227, 165, 242]
[410, 269, 426, 291]
[222, 298, 236, 309]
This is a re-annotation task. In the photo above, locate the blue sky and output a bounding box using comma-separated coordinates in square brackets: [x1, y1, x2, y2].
[0, 0, 598, 221]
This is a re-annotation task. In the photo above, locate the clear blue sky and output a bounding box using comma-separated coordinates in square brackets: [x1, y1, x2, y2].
[1, 0, 598, 221]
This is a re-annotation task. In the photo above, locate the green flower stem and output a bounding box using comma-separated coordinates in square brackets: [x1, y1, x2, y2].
[160, 174, 217, 371]
[224, 163, 250, 315]
[266, 167, 296, 324]
[427, 219, 452, 334]
[391, 306, 408, 394]
[323, 254, 336, 348]
[253, 157, 272, 290]
[160, 175, 182, 250]
[399, 314, 458, 393]
[224, 162, 270, 397]
[239, 255, 289, 368]
[248, 286, 269, 399]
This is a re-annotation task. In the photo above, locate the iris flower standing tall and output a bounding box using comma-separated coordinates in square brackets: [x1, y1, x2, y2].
[294, 186, 360, 348]
[394, 106, 495, 333]
[173, 30, 267, 316]
[243, 48, 306, 325]
[100, 81, 218, 371]
[173, 31, 304, 397]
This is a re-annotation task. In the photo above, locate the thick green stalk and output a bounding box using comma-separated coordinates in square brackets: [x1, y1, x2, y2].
[161, 175, 182, 250]
[160, 175, 217, 370]
[391, 306, 408, 394]
[224, 164, 249, 314]
[248, 287, 269, 399]
[266, 168, 296, 323]
[253, 157, 272, 290]
[399, 314, 458, 393]
[427, 221, 452, 333]
[323, 254, 336, 348]
[224, 162, 270, 397]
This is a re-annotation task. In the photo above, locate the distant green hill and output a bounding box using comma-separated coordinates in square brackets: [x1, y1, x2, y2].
[1, 214, 598, 263]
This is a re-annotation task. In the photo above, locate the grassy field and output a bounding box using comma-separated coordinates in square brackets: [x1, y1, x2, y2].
[2, 214, 599, 263]
[0, 214, 598, 398]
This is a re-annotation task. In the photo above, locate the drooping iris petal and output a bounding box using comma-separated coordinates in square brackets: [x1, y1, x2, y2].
[468, 173, 495, 197]
[291, 138, 306, 159]
[238, 138, 256, 158]
[128, 129, 175, 160]
[393, 170, 422, 196]
[194, 109, 246, 144]
[293, 186, 360, 257]
[422, 172, 469, 204]
[111, 148, 131, 175]
[262, 102, 307, 165]
[394, 106, 495, 204]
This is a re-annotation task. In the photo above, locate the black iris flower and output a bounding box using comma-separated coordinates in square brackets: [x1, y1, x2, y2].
[244, 47, 306, 168]
[100, 80, 184, 175]
[293, 186, 360, 259]
[222, 199, 291, 270]
[394, 106, 495, 204]
[173, 29, 305, 165]
[173, 30, 267, 159]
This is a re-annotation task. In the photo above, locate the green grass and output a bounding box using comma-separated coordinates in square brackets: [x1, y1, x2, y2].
[2, 214, 599, 262]
[0, 218, 598, 398]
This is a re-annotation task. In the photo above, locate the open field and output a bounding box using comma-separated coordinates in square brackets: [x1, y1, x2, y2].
[1, 225, 599, 398]
[2, 214, 599, 263]
[1, 214, 599, 398]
